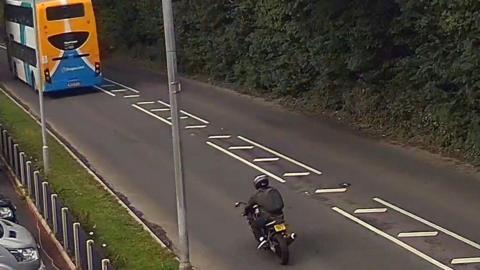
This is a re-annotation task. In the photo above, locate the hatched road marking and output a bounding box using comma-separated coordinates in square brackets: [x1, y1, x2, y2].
[104, 78, 140, 93]
[451, 257, 480, 265]
[132, 104, 172, 126]
[333, 207, 453, 270]
[208, 135, 232, 139]
[237, 136, 323, 175]
[374, 197, 480, 250]
[228, 146, 255, 150]
[398, 231, 439, 238]
[253, 157, 280, 162]
[94, 86, 115, 97]
[354, 208, 388, 214]
[283, 172, 310, 177]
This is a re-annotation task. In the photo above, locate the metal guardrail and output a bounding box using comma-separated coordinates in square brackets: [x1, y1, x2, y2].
[0, 125, 113, 270]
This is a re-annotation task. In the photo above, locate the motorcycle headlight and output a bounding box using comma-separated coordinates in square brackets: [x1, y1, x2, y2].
[8, 247, 39, 262]
[0, 207, 13, 219]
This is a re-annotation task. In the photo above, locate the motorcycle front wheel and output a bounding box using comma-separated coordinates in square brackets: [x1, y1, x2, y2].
[272, 234, 289, 265]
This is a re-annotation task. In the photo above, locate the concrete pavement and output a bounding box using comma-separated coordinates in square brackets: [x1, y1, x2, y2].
[1, 47, 480, 270]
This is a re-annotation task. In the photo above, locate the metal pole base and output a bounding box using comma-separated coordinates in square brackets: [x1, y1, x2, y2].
[42, 145, 49, 174]
[179, 262, 192, 270]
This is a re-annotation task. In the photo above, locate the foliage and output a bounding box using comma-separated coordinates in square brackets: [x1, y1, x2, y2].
[95, 0, 480, 165]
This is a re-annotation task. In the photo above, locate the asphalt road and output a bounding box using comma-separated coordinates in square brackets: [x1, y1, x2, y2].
[1, 47, 480, 270]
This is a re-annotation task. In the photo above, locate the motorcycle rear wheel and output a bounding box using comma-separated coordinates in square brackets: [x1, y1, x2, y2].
[272, 234, 289, 265]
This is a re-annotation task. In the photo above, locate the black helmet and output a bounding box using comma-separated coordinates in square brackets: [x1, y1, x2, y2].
[253, 175, 269, 189]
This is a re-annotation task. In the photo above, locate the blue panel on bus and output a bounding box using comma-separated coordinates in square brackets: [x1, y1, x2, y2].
[44, 51, 102, 92]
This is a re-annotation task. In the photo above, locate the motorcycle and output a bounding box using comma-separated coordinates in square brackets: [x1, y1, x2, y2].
[235, 202, 296, 265]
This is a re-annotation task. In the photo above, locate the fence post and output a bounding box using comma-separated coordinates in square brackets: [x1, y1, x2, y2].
[87, 239, 94, 270]
[33, 171, 40, 208]
[62, 208, 69, 250]
[0, 127, 4, 155]
[102, 259, 110, 270]
[19, 152, 26, 186]
[73, 222, 81, 267]
[26, 161, 32, 195]
[51, 194, 58, 234]
[8, 137, 13, 166]
[42, 182, 49, 219]
[13, 144, 19, 176]
[2, 130, 7, 157]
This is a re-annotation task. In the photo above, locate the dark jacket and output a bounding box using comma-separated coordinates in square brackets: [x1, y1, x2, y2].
[246, 187, 284, 216]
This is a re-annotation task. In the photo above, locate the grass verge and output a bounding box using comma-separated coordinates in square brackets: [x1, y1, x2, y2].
[0, 88, 178, 269]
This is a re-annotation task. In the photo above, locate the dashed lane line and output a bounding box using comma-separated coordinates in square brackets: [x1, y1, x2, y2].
[398, 231, 439, 238]
[104, 78, 140, 93]
[132, 104, 172, 126]
[237, 136, 323, 175]
[374, 197, 480, 250]
[228, 146, 255, 150]
[207, 141, 286, 183]
[208, 135, 232, 139]
[94, 86, 115, 97]
[332, 207, 453, 270]
[451, 257, 480, 265]
[253, 157, 280, 162]
[354, 208, 388, 214]
[315, 188, 347, 194]
[283, 172, 310, 177]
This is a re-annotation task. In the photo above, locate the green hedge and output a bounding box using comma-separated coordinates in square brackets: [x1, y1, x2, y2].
[96, 0, 480, 165]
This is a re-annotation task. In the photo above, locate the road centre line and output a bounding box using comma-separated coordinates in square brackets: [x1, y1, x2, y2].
[253, 157, 280, 162]
[150, 108, 170, 112]
[354, 208, 388, 214]
[283, 172, 310, 177]
[208, 135, 232, 139]
[132, 104, 172, 126]
[237, 136, 323, 175]
[398, 231, 439, 238]
[104, 78, 140, 93]
[137, 101, 156, 105]
[228, 146, 255, 150]
[110, 89, 127, 93]
[374, 197, 480, 250]
[124, 95, 140, 98]
[332, 207, 453, 270]
[315, 188, 347, 194]
[451, 257, 480, 265]
[94, 85, 115, 97]
[185, 125, 207, 129]
[207, 141, 286, 183]
[157, 100, 210, 124]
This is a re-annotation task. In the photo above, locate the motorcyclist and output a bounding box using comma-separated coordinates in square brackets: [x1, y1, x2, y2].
[244, 175, 285, 242]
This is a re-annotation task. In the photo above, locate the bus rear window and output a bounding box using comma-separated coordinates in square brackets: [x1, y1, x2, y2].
[46, 4, 85, 21]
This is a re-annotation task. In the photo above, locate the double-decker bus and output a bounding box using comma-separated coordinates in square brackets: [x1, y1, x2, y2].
[3, 0, 102, 92]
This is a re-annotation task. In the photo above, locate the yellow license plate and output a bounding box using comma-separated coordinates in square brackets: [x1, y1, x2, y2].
[274, 224, 287, 232]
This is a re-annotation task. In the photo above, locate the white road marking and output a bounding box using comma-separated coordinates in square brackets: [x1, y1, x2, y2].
[374, 197, 480, 250]
[228, 146, 255, 150]
[398, 231, 439, 238]
[451, 257, 480, 265]
[237, 136, 323, 175]
[94, 86, 115, 97]
[207, 141, 286, 183]
[253, 157, 280, 162]
[168, 116, 189, 120]
[332, 207, 453, 270]
[150, 108, 170, 112]
[158, 100, 210, 124]
[137, 101, 156, 105]
[0, 44, 6, 50]
[315, 188, 347, 194]
[132, 104, 172, 126]
[185, 125, 207, 129]
[104, 78, 140, 93]
[180, 110, 210, 124]
[111, 89, 127, 93]
[283, 172, 310, 177]
[208, 135, 232, 139]
[101, 84, 115, 87]
[354, 208, 388, 214]
[124, 95, 140, 99]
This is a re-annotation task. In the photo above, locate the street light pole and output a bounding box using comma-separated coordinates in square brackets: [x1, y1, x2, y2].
[33, 0, 49, 174]
[160, 1, 192, 270]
